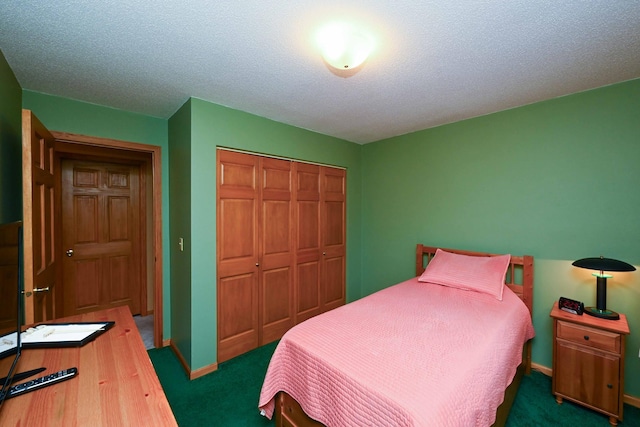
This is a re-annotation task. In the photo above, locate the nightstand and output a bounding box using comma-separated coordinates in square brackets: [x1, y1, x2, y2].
[550, 302, 630, 426]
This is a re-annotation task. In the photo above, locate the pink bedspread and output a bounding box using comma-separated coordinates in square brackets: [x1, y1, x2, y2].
[259, 277, 535, 427]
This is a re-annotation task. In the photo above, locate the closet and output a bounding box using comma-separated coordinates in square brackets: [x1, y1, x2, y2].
[216, 149, 345, 363]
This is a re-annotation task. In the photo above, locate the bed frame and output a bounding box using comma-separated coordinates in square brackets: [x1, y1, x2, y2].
[273, 244, 534, 427]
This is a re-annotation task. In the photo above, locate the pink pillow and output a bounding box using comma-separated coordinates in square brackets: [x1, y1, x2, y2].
[418, 248, 511, 300]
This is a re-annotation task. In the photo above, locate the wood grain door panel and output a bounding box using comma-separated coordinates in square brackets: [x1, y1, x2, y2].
[556, 341, 620, 415]
[73, 258, 100, 309]
[217, 151, 260, 362]
[321, 167, 345, 312]
[62, 160, 141, 316]
[295, 260, 321, 323]
[0, 222, 21, 333]
[261, 267, 292, 344]
[22, 110, 56, 323]
[260, 158, 293, 343]
[323, 255, 345, 311]
[294, 163, 321, 321]
[217, 198, 257, 277]
[217, 272, 259, 362]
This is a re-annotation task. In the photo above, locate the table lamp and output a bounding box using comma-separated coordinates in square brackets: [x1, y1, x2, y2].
[572, 256, 636, 320]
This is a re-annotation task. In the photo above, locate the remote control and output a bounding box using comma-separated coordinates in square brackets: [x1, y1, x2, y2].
[1, 367, 78, 400]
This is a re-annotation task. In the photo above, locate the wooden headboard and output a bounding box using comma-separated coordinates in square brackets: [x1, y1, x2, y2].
[415, 244, 534, 316]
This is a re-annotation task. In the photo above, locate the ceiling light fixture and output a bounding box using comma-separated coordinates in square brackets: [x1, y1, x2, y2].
[316, 21, 374, 71]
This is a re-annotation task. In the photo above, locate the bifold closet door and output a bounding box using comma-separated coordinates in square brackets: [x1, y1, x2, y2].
[294, 164, 346, 322]
[320, 167, 346, 312]
[259, 158, 294, 344]
[294, 163, 322, 323]
[217, 151, 294, 363]
[217, 151, 260, 363]
[218, 149, 345, 362]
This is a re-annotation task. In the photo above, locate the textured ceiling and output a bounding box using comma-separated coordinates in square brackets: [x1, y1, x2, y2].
[1, 1, 639, 144]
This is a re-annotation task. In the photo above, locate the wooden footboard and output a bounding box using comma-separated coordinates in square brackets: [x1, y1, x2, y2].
[274, 391, 324, 427]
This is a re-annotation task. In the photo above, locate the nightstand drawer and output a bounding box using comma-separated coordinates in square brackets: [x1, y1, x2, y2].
[557, 320, 620, 353]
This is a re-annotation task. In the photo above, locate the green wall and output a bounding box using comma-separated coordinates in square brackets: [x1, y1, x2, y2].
[177, 97, 363, 370]
[362, 78, 640, 397]
[0, 50, 22, 223]
[168, 100, 192, 364]
[21, 90, 172, 339]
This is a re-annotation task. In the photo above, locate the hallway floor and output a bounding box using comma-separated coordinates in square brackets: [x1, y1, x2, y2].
[133, 314, 154, 350]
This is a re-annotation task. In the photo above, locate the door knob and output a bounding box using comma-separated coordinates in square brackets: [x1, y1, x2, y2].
[66, 249, 74, 257]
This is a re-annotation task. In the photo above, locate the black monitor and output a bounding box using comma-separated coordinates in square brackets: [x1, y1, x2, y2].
[0, 221, 23, 408]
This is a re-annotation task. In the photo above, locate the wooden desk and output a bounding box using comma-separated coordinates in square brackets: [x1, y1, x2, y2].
[0, 306, 177, 426]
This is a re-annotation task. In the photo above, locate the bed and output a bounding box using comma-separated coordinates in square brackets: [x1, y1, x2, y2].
[259, 244, 535, 427]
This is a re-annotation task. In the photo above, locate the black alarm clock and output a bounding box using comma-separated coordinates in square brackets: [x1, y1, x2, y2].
[559, 296, 584, 315]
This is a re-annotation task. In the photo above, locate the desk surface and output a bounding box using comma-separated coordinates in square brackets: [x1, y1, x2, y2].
[0, 306, 177, 426]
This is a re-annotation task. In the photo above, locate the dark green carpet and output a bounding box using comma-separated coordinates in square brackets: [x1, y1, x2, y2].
[149, 344, 640, 426]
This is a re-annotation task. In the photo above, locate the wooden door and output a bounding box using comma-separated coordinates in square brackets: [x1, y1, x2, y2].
[0, 222, 21, 334]
[217, 150, 260, 363]
[259, 158, 294, 344]
[320, 167, 346, 312]
[555, 342, 620, 414]
[22, 110, 56, 324]
[61, 159, 142, 316]
[294, 163, 322, 323]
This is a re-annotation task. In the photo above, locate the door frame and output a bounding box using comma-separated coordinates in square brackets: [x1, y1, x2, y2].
[51, 132, 164, 348]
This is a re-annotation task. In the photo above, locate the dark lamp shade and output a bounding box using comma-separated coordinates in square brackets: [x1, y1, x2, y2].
[571, 257, 636, 272]
[572, 255, 635, 320]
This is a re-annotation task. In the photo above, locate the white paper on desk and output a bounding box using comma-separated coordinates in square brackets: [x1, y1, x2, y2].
[0, 332, 18, 352]
[21, 323, 108, 344]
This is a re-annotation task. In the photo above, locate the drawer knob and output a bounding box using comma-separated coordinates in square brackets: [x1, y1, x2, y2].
[607, 384, 613, 389]
[583, 335, 590, 341]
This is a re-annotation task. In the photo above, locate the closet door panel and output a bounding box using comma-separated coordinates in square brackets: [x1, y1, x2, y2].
[296, 259, 321, 323]
[217, 151, 259, 272]
[322, 168, 345, 250]
[261, 267, 292, 343]
[217, 272, 259, 363]
[323, 201, 345, 247]
[217, 150, 259, 363]
[217, 198, 256, 277]
[297, 201, 319, 250]
[260, 158, 294, 343]
[321, 167, 346, 312]
[262, 200, 290, 261]
[294, 163, 321, 322]
[323, 254, 345, 311]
